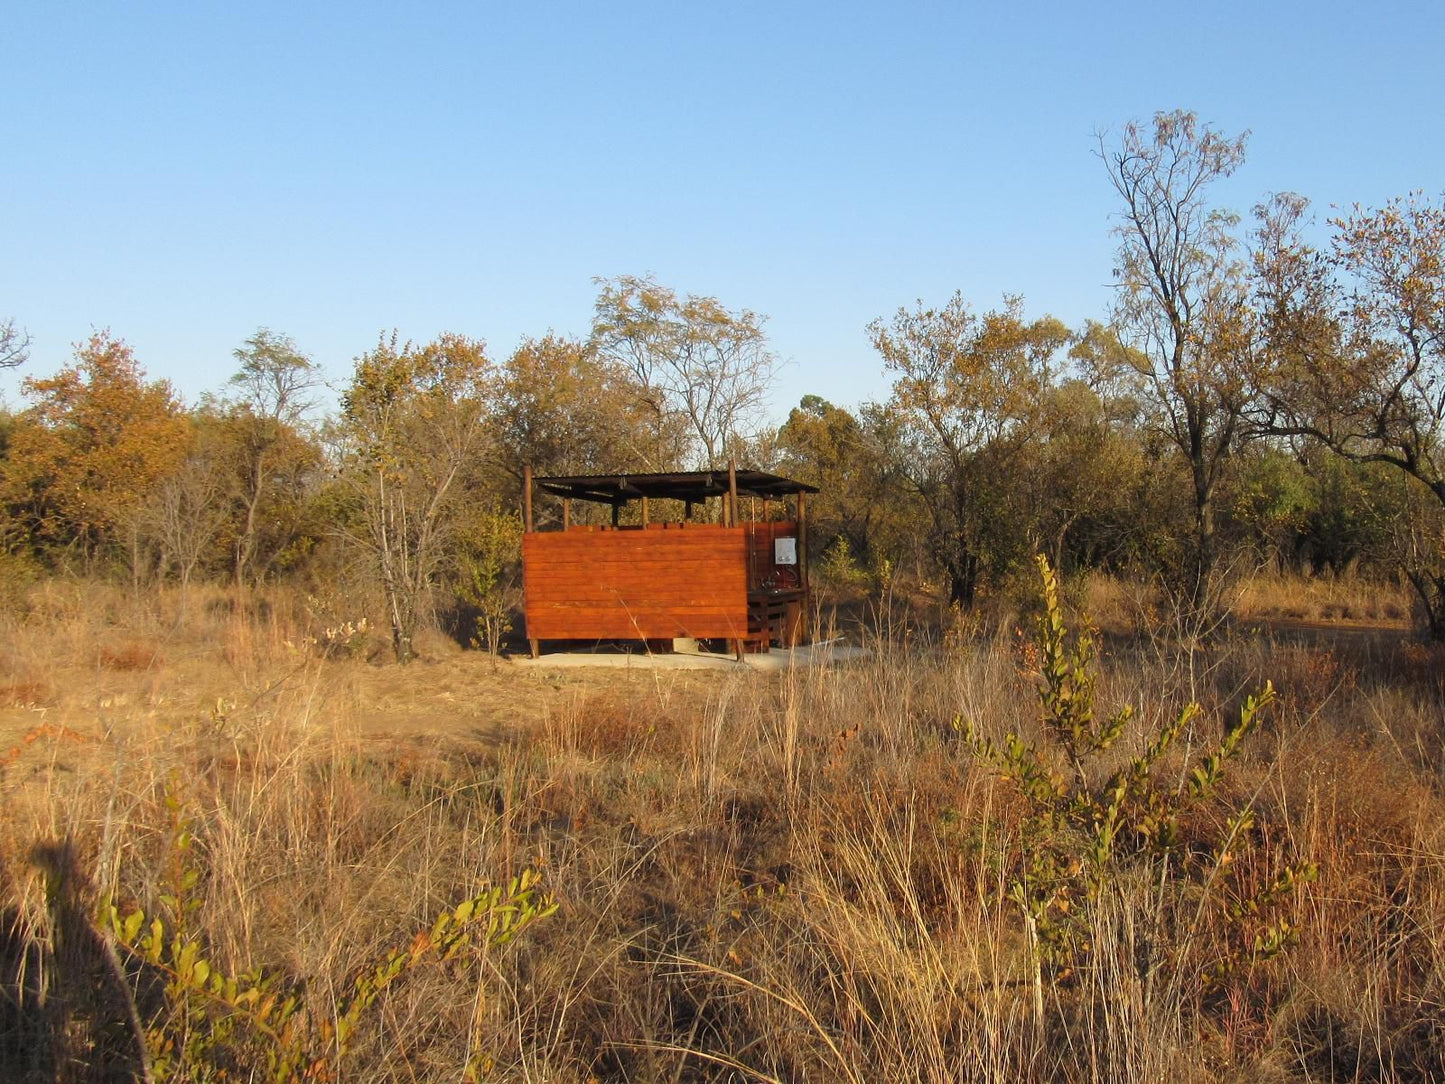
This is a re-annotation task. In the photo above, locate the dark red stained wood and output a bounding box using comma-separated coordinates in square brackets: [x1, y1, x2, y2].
[524, 525, 749, 640]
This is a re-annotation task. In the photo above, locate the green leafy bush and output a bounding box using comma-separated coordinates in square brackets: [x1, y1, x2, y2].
[96, 800, 556, 1082]
[959, 556, 1316, 984]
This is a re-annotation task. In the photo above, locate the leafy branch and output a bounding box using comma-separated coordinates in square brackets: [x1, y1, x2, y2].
[104, 822, 556, 1083]
[958, 555, 1315, 982]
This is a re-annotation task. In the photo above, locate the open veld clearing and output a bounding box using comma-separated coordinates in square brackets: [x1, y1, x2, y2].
[4, 578, 1445, 1082]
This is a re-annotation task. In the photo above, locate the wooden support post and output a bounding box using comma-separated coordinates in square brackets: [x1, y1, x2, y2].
[523, 465, 539, 657]
[728, 458, 739, 530]
[733, 462, 742, 648]
[611, 501, 621, 528]
[746, 517, 755, 589]
[797, 491, 808, 580]
[684, 498, 694, 521]
[562, 498, 571, 530]
[641, 495, 650, 526]
[797, 490, 809, 642]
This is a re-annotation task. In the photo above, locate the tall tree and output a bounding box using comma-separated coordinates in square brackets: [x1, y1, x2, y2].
[494, 333, 655, 488]
[225, 329, 319, 586]
[1255, 190, 1445, 631]
[591, 275, 776, 469]
[870, 292, 1068, 606]
[777, 395, 899, 572]
[339, 332, 494, 662]
[140, 419, 233, 601]
[1101, 109, 1252, 609]
[2, 332, 188, 574]
[1025, 378, 1150, 573]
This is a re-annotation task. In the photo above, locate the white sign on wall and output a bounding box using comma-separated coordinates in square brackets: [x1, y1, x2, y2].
[774, 537, 797, 565]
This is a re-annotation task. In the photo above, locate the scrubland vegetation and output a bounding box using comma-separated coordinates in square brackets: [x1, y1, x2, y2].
[4, 108, 1445, 1078]
[1, 571, 1443, 1081]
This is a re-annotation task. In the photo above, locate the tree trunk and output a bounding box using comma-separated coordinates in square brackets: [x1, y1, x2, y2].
[234, 451, 265, 587]
[940, 482, 980, 608]
[1191, 493, 1216, 615]
[1188, 449, 1218, 618]
[128, 521, 143, 596]
[1407, 570, 1445, 641]
[382, 558, 417, 663]
[946, 548, 979, 609]
[381, 555, 417, 663]
[373, 470, 417, 664]
[391, 616, 415, 663]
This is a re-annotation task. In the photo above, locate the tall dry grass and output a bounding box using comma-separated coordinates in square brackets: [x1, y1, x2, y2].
[0, 579, 1443, 1080]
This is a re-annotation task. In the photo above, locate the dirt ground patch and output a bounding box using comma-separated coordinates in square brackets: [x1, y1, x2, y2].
[0, 637, 760, 790]
[0, 609, 1427, 799]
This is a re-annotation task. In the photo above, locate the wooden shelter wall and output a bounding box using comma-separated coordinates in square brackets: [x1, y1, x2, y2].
[523, 525, 748, 640]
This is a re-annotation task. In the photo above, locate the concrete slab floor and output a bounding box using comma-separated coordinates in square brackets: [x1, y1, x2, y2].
[515, 640, 871, 671]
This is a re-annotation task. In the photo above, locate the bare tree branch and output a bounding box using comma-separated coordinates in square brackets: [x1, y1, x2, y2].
[0, 317, 31, 370]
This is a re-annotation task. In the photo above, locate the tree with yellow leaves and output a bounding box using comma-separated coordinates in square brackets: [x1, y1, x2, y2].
[870, 292, 1069, 607]
[339, 332, 496, 662]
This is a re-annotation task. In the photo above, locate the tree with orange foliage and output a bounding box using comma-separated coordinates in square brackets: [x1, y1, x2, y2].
[494, 333, 657, 491]
[3, 331, 189, 576]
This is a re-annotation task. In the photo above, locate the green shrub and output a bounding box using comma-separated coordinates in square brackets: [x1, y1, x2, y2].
[818, 536, 870, 590]
[88, 799, 556, 1082]
[959, 556, 1316, 987]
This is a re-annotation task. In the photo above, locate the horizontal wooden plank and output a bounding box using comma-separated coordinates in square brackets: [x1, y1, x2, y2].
[527, 612, 746, 626]
[527, 561, 742, 577]
[525, 566, 741, 584]
[523, 524, 750, 641]
[530, 599, 739, 612]
[528, 585, 736, 597]
[527, 625, 747, 640]
[527, 596, 738, 609]
[524, 580, 743, 593]
[530, 605, 744, 618]
[525, 614, 748, 639]
[526, 559, 744, 572]
[528, 615, 743, 625]
[525, 544, 743, 559]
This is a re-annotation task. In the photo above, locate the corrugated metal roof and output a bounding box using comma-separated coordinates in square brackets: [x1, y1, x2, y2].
[535, 469, 818, 504]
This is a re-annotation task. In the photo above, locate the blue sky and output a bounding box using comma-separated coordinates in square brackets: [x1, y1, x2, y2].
[3, 1, 1442, 417]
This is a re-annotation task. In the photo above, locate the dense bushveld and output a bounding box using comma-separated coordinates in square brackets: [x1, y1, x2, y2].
[2, 572, 1443, 1083]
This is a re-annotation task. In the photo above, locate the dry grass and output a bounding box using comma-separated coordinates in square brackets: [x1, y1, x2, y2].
[1, 579, 1444, 1080]
[1228, 571, 1414, 628]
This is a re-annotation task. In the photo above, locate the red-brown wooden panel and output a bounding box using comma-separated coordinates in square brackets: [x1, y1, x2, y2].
[523, 526, 748, 640]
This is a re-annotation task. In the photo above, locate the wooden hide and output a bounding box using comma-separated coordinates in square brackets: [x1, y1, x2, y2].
[523, 524, 749, 641]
